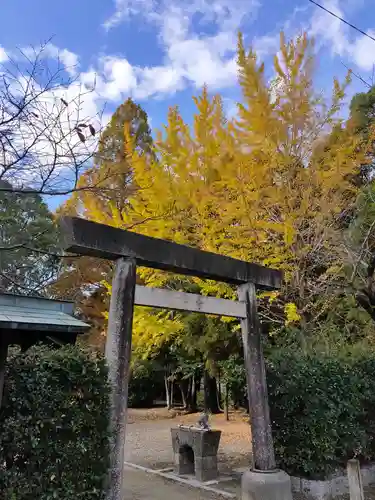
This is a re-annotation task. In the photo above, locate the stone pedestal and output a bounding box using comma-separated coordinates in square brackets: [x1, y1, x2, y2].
[241, 469, 293, 500]
[171, 426, 221, 482]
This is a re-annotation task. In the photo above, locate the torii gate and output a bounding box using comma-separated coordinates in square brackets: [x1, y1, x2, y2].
[60, 216, 292, 500]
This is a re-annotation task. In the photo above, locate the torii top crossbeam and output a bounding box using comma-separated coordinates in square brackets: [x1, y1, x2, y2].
[60, 217, 282, 290]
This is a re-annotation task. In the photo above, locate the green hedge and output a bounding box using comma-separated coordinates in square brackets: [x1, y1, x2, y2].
[0, 344, 111, 500]
[267, 350, 375, 479]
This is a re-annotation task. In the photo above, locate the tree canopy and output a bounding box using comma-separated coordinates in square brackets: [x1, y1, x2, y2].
[72, 33, 370, 342]
[53, 98, 155, 350]
[0, 180, 59, 295]
[54, 31, 375, 409]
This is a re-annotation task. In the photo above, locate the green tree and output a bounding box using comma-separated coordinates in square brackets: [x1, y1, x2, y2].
[180, 313, 241, 414]
[53, 98, 154, 350]
[335, 86, 375, 327]
[0, 180, 59, 295]
[349, 86, 375, 136]
[63, 97, 154, 219]
[348, 85, 375, 184]
[344, 182, 375, 324]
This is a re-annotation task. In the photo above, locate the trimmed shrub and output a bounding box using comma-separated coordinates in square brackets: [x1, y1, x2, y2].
[267, 349, 375, 479]
[0, 344, 110, 500]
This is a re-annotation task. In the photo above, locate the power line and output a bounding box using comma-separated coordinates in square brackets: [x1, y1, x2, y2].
[308, 0, 375, 44]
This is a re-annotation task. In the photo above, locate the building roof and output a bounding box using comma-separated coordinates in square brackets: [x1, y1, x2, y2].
[0, 293, 89, 333]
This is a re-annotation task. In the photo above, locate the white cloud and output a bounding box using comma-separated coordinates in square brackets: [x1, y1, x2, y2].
[0, 0, 271, 129]
[309, 0, 347, 56]
[0, 46, 8, 63]
[166, 36, 237, 88]
[103, 0, 158, 30]
[52, 47, 79, 77]
[159, 6, 189, 45]
[90, 31, 239, 101]
[134, 65, 183, 99]
[103, 0, 127, 30]
[350, 31, 375, 72]
[99, 56, 137, 100]
[80, 70, 98, 90]
[99, 0, 375, 101]
[100, 0, 261, 96]
[104, 0, 260, 33]
[21, 43, 80, 77]
[253, 33, 280, 58]
[309, 0, 375, 73]
[9, 0, 375, 193]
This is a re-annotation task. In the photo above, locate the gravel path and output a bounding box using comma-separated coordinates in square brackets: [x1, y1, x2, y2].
[123, 465, 239, 500]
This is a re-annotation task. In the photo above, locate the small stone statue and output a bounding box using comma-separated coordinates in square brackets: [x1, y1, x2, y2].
[197, 412, 210, 430]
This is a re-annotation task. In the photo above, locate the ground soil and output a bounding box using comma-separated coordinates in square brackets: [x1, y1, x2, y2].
[125, 408, 252, 473]
[123, 407, 375, 499]
[123, 408, 248, 499]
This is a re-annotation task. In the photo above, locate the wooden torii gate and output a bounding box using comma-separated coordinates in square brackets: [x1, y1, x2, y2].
[60, 216, 283, 500]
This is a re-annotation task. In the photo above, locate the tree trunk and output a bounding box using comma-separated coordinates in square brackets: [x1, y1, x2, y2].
[165, 375, 171, 409]
[170, 380, 174, 408]
[216, 375, 223, 412]
[224, 382, 229, 421]
[203, 369, 220, 414]
[185, 373, 198, 412]
[218, 368, 222, 404]
[195, 372, 201, 393]
[179, 381, 187, 409]
[187, 377, 192, 408]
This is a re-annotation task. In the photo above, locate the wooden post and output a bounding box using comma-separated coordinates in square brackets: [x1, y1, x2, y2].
[237, 282, 276, 471]
[0, 335, 8, 409]
[347, 459, 364, 500]
[105, 258, 136, 500]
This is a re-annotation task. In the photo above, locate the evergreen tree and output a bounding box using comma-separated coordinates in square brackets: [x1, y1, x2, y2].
[53, 98, 154, 350]
[0, 180, 59, 295]
[347, 85, 375, 184]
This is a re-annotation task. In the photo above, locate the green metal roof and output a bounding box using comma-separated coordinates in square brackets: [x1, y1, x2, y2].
[0, 293, 89, 333]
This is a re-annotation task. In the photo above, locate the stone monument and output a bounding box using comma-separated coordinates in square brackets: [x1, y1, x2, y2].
[171, 413, 221, 482]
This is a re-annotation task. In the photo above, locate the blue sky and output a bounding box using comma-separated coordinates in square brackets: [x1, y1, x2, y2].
[0, 0, 375, 144]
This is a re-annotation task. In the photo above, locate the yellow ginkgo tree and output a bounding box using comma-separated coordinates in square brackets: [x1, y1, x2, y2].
[120, 32, 366, 335]
[58, 31, 370, 356]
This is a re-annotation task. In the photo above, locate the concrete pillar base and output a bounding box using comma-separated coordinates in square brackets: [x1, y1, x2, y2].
[241, 469, 293, 500]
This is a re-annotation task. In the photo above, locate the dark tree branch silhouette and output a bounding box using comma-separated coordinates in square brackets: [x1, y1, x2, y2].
[0, 42, 108, 196]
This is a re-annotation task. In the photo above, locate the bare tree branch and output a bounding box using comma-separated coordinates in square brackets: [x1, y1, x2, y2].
[0, 44, 110, 197]
[341, 61, 372, 89]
